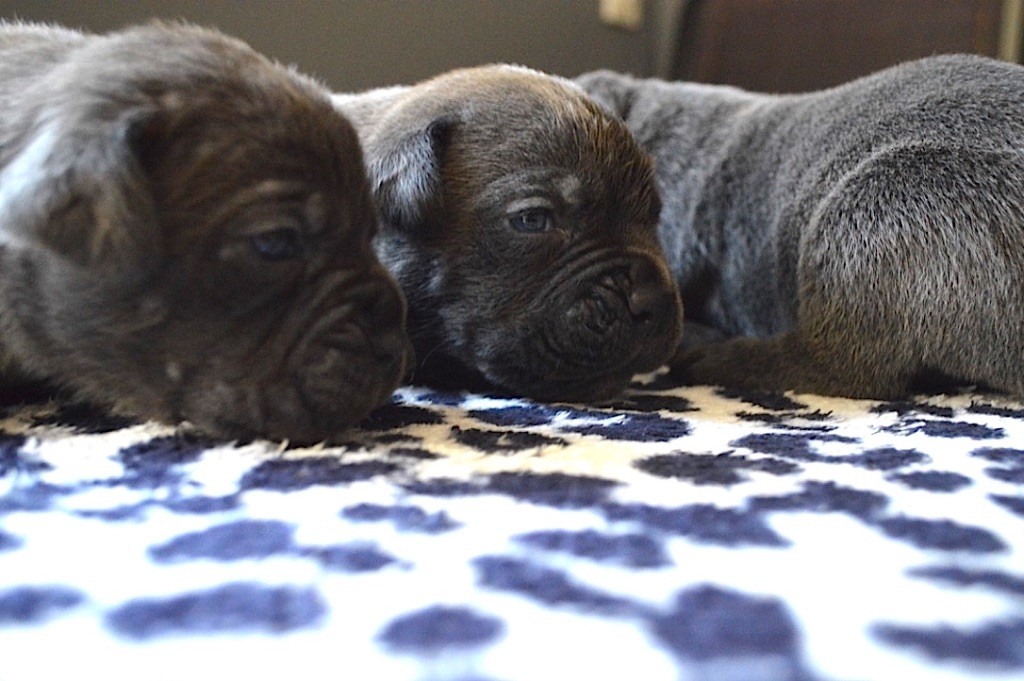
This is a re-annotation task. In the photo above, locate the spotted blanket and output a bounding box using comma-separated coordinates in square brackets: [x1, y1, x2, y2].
[1, 374, 1022, 681]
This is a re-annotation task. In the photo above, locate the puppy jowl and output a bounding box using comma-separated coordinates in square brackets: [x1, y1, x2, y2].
[579, 56, 1024, 400]
[0, 22, 409, 443]
[334, 66, 683, 402]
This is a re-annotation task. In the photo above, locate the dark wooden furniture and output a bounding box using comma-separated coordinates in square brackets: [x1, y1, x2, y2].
[671, 0, 1011, 92]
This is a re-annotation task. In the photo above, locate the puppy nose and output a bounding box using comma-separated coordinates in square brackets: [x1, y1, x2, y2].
[627, 258, 674, 325]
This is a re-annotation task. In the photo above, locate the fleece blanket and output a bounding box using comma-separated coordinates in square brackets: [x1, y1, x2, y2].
[0, 373, 1022, 681]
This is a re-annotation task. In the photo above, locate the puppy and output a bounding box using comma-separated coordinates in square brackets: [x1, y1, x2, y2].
[578, 55, 1024, 399]
[332, 66, 683, 402]
[0, 22, 409, 443]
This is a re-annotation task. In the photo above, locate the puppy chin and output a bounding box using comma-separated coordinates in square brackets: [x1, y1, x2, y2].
[180, 349, 407, 446]
[472, 281, 680, 403]
[470, 335, 661, 404]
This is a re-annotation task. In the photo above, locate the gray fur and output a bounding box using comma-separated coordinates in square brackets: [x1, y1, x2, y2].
[578, 55, 1024, 398]
[333, 66, 683, 402]
[0, 21, 409, 442]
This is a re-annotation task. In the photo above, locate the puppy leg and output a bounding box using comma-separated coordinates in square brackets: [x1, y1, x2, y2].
[679, 321, 727, 349]
[670, 332, 909, 398]
[675, 143, 1024, 399]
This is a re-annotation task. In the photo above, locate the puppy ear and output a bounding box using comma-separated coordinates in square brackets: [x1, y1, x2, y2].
[368, 115, 456, 232]
[0, 109, 159, 278]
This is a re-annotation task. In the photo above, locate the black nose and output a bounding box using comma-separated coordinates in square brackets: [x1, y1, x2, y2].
[627, 258, 675, 325]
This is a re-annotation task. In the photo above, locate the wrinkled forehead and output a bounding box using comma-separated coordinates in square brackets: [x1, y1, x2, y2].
[452, 83, 658, 219]
[454, 80, 636, 164]
[151, 85, 373, 235]
[189, 92, 361, 182]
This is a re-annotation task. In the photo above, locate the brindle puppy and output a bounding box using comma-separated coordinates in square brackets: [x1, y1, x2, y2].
[579, 56, 1024, 399]
[333, 66, 683, 401]
[0, 22, 409, 443]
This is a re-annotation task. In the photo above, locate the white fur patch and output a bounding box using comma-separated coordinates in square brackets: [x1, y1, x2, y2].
[0, 122, 58, 246]
[556, 175, 583, 205]
[165, 362, 182, 382]
[331, 86, 407, 109]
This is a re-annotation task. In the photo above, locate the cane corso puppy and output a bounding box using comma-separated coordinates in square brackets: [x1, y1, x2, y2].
[578, 55, 1024, 399]
[0, 22, 409, 443]
[333, 66, 683, 401]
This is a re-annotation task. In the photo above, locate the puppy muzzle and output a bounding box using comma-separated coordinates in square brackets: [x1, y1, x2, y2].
[188, 274, 409, 445]
[480, 253, 682, 402]
[291, 276, 409, 425]
[565, 256, 681, 367]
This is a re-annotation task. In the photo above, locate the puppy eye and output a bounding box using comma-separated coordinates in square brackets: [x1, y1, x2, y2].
[250, 227, 302, 261]
[509, 207, 554, 233]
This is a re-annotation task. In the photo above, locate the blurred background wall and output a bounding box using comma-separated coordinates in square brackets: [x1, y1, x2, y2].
[0, 0, 650, 91]
[0, 0, 1020, 93]
[670, 0, 1021, 92]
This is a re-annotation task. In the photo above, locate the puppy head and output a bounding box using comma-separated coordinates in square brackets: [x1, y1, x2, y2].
[0, 23, 409, 443]
[366, 65, 682, 401]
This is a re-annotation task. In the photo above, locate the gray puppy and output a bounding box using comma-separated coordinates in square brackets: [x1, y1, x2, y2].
[578, 55, 1024, 398]
[0, 22, 409, 443]
[333, 66, 683, 401]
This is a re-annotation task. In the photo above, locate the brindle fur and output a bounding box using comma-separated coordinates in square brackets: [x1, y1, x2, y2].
[334, 66, 683, 401]
[0, 22, 409, 442]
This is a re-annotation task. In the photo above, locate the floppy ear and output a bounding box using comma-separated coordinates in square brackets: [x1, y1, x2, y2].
[366, 115, 456, 232]
[0, 108, 160, 278]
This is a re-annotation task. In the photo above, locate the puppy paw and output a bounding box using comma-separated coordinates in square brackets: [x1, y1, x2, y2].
[667, 345, 710, 385]
[667, 335, 807, 393]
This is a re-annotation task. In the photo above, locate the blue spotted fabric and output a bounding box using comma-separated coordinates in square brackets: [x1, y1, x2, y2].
[1, 376, 1023, 680]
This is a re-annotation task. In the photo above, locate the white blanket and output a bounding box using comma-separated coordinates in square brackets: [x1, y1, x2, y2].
[1, 376, 1022, 680]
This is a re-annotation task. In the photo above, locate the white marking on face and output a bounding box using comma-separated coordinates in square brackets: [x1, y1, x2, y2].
[304, 193, 326, 227]
[158, 91, 186, 110]
[556, 175, 582, 206]
[165, 362, 182, 382]
[428, 269, 444, 295]
[506, 197, 554, 214]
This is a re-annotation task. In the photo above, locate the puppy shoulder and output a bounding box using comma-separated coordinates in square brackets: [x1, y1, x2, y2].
[859, 53, 1024, 100]
[574, 70, 639, 119]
